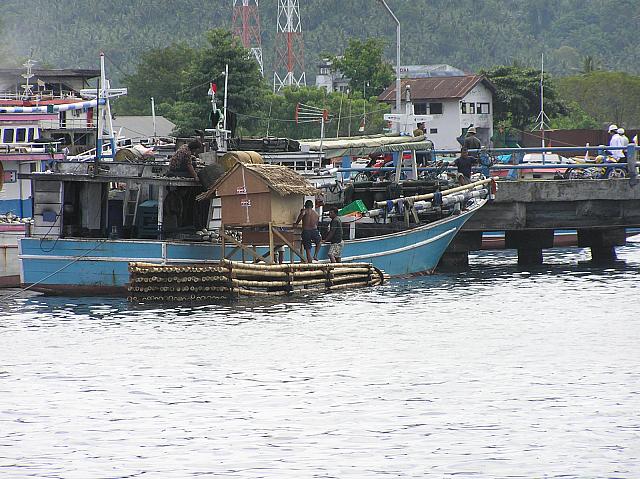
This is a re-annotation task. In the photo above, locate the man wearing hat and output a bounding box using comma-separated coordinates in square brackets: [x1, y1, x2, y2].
[463, 126, 481, 151]
[608, 124, 624, 160]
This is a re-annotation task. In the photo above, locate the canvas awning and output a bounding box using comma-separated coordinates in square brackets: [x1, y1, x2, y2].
[299, 134, 434, 159]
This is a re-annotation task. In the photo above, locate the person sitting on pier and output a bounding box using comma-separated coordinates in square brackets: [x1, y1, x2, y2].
[453, 147, 478, 186]
[608, 124, 624, 161]
[294, 200, 321, 263]
[325, 207, 344, 263]
[167, 140, 201, 179]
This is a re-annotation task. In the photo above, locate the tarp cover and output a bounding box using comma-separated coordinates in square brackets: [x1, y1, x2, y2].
[299, 134, 433, 159]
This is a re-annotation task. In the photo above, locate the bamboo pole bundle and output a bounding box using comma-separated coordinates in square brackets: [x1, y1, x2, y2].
[291, 269, 326, 278]
[235, 288, 290, 297]
[330, 267, 371, 275]
[329, 274, 371, 284]
[231, 278, 290, 288]
[128, 259, 386, 303]
[289, 277, 328, 287]
[373, 177, 494, 208]
[231, 269, 288, 278]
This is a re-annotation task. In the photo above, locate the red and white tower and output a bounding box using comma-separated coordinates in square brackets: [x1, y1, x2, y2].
[232, 0, 264, 76]
[273, 0, 306, 92]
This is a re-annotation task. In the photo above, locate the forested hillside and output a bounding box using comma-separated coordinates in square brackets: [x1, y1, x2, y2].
[1, 0, 638, 82]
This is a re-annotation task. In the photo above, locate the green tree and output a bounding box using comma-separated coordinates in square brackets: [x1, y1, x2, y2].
[330, 38, 394, 97]
[115, 29, 267, 136]
[548, 101, 599, 129]
[581, 55, 599, 74]
[481, 65, 567, 131]
[233, 86, 389, 140]
[114, 42, 197, 117]
[557, 71, 640, 128]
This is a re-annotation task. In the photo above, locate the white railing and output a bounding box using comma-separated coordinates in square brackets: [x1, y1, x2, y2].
[0, 141, 61, 153]
[0, 90, 81, 101]
[38, 118, 94, 130]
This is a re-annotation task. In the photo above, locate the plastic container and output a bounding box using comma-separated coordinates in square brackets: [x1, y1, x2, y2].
[338, 200, 368, 216]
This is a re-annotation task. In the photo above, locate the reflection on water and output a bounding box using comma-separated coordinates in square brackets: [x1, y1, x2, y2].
[1, 245, 639, 478]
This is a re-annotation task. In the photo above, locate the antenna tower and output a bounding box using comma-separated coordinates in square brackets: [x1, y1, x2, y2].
[273, 0, 306, 92]
[232, 0, 264, 76]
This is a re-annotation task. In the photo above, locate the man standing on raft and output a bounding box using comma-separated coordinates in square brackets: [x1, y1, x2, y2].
[294, 200, 321, 263]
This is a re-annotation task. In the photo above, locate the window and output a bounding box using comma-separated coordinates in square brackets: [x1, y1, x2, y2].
[461, 102, 475, 114]
[430, 128, 438, 134]
[2, 128, 14, 143]
[28, 128, 35, 142]
[429, 102, 443, 115]
[414, 103, 427, 115]
[477, 102, 490, 114]
[16, 128, 26, 142]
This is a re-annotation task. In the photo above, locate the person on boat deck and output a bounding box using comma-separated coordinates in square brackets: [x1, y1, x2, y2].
[607, 124, 624, 161]
[168, 140, 201, 179]
[324, 207, 344, 263]
[294, 199, 321, 263]
[413, 123, 429, 166]
[462, 126, 481, 152]
[453, 147, 478, 186]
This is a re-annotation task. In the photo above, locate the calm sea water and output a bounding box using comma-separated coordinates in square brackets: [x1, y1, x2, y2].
[1, 242, 639, 479]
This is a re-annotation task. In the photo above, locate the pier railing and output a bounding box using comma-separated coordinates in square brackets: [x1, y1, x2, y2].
[334, 144, 638, 183]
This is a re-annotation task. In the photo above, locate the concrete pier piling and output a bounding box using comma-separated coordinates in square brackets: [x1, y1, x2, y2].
[439, 179, 640, 269]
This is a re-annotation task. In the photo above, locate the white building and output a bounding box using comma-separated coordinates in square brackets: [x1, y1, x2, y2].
[315, 58, 349, 94]
[378, 74, 495, 150]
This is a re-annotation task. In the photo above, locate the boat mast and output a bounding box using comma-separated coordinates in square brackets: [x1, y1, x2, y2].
[80, 53, 128, 162]
[534, 53, 551, 163]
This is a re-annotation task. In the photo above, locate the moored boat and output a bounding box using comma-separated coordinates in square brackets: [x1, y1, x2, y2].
[17, 157, 491, 295]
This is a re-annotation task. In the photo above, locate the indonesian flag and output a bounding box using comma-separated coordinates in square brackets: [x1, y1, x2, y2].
[208, 83, 217, 96]
[358, 117, 365, 132]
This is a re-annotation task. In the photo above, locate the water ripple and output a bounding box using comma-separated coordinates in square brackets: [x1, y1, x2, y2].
[0, 246, 639, 477]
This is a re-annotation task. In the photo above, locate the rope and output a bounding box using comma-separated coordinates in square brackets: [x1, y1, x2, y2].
[0, 239, 109, 303]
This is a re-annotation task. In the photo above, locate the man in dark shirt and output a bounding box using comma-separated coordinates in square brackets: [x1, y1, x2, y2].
[168, 140, 201, 179]
[325, 207, 344, 263]
[453, 147, 478, 185]
[462, 126, 481, 152]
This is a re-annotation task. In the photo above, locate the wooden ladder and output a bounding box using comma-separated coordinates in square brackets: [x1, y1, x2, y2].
[123, 183, 142, 227]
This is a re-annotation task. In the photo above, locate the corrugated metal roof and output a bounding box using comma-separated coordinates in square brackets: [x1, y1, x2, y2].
[378, 75, 495, 102]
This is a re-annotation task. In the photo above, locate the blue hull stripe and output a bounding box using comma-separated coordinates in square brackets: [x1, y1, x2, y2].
[19, 201, 482, 288]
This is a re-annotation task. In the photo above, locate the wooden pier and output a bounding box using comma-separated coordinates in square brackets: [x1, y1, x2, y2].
[441, 178, 640, 267]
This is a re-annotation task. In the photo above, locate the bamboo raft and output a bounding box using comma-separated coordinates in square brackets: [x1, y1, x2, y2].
[127, 260, 387, 302]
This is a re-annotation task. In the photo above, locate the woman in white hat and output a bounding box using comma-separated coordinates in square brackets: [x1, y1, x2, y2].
[617, 128, 630, 147]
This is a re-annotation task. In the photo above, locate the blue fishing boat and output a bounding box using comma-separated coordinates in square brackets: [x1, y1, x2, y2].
[19, 198, 485, 294]
[17, 158, 490, 295]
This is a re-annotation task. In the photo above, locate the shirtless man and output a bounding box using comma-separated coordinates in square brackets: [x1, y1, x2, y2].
[294, 199, 321, 263]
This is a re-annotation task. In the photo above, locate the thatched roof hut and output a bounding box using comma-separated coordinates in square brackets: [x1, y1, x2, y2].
[198, 162, 320, 227]
[199, 163, 319, 200]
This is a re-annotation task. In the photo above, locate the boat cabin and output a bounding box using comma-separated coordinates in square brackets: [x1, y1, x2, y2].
[20, 160, 203, 240]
